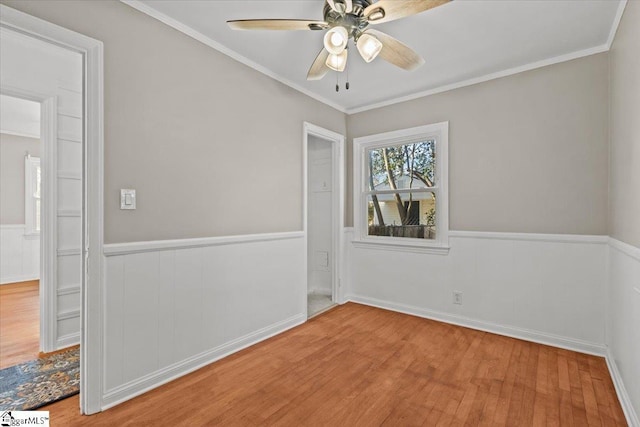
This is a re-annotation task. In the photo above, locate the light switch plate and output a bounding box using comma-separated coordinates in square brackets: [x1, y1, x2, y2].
[120, 189, 136, 210]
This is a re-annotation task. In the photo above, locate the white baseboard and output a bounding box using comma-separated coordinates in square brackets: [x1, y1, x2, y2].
[101, 313, 306, 410]
[606, 349, 640, 427]
[56, 332, 80, 350]
[0, 274, 39, 285]
[347, 295, 607, 356]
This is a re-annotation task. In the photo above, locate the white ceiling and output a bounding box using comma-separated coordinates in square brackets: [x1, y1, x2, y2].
[0, 94, 40, 139]
[126, 0, 625, 113]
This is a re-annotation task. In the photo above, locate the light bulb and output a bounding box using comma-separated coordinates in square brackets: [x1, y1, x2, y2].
[356, 33, 383, 63]
[323, 26, 349, 55]
[325, 49, 348, 72]
[330, 31, 344, 47]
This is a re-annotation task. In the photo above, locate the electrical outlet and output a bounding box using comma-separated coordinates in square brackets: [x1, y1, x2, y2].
[453, 291, 463, 305]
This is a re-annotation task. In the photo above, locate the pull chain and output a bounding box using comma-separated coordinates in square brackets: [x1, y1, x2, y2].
[336, 71, 339, 92]
[346, 66, 350, 90]
[346, 44, 350, 90]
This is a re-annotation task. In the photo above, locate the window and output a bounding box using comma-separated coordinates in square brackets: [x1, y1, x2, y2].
[353, 122, 449, 253]
[25, 156, 41, 235]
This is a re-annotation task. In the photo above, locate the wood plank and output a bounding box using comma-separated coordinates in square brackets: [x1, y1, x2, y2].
[0, 280, 40, 369]
[35, 303, 625, 426]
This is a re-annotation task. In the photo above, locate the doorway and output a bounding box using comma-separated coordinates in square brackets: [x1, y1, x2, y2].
[0, 95, 43, 369]
[303, 123, 344, 318]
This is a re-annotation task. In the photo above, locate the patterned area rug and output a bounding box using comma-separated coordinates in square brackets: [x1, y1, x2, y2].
[0, 347, 79, 410]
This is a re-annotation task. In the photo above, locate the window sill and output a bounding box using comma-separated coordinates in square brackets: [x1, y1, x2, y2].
[351, 239, 450, 255]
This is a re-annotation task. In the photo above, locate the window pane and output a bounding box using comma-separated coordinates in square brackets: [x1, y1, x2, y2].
[367, 140, 435, 190]
[367, 191, 436, 239]
[35, 165, 41, 198]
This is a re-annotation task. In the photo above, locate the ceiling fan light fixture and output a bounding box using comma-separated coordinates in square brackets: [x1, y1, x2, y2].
[325, 49, 348, 72]
[357, 33, 383, 63]
[367, 7, 386, 22]
[323, 26, 349, 54]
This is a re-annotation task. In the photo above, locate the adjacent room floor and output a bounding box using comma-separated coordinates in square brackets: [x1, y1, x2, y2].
[0, 280, 40, 369]
[42, 303, 626, 425]
[307, 293, 334, 317]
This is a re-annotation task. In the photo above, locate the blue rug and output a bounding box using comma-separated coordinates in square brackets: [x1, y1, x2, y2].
[0, 347, 79, 410]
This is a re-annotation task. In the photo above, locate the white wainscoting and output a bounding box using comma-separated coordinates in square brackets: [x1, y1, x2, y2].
[101, 231, 306, 409]
[607, 238, 640, 426]
[345, 230, 609, 355]
[0, 224, 39, 284]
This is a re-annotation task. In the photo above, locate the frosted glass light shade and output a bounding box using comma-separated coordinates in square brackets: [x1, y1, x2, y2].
[323, 26, 349, 55]
[325, 49, 348, 72]
[357, 33, 383, 63]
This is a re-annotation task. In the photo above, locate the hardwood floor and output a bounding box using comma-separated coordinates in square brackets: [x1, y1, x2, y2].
[43, 303, 625, 426]
[0, 280, 40, 369]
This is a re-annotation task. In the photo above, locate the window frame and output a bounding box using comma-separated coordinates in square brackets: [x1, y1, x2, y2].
[24, 155, 41, 236]
[353, 122, 449, 254]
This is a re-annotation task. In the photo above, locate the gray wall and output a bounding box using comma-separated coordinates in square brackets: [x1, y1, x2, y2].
[0, 133, 40, 224]
[2, 0, 346, 243]
[346, 53, 609, 234]
[2, 1, 616, 240]
[609, 0, 640, 248]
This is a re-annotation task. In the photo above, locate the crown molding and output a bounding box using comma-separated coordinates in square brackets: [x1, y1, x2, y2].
[345, 44, 609, 114]
[606, 0, 628, 49]
[121, 0, 626, 117]
[120, 0, 347, 114]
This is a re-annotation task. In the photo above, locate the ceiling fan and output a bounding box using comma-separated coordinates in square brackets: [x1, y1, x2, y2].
[227, 0, 450, 81]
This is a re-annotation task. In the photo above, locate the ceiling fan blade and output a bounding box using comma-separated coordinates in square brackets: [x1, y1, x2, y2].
[227, 19, 328, 31]
[364, 0, 450, 25]
[366, 29, 425, 71]
[307, 48, 330, 80]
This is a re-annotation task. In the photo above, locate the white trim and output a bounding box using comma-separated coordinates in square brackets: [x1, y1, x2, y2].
[449, 230, 609, 245]
[606, 0, 628, 49]
[0, 224, 26, 230]
[303, 122, 346, 311]
[353, 122, 449, 251]
[609, 237, 640, 262]
[0, 128, 40, 139]
[0, 275, 39, 285]
[58, 209, 81, 217]
[56, 332, 80, 350]
[24, 155, 41, 235]
[41, 97, 57, 355]
[58, 110, 82, 120]
[58, 248, 82, 256]
[351, 240, 449, 255]
[1, 86, 58, 355]
[57, 171, 82, 180]
[0, 4, 107, 414]
[347, 295, 607, 357]
[57, 129, 81, 143]
[103, 231, 304, 256]
[605, 348, 640, 427]
[101, 313, 305, 410]
[120, 0, 346, 114]
[57, 309, 80, 321]
[57, 286, 81, 296]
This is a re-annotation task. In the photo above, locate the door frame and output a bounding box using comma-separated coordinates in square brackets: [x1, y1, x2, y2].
[302, 122, 345, 318]
[0, 5, 105, 415]
[0, 85, 57, 354]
